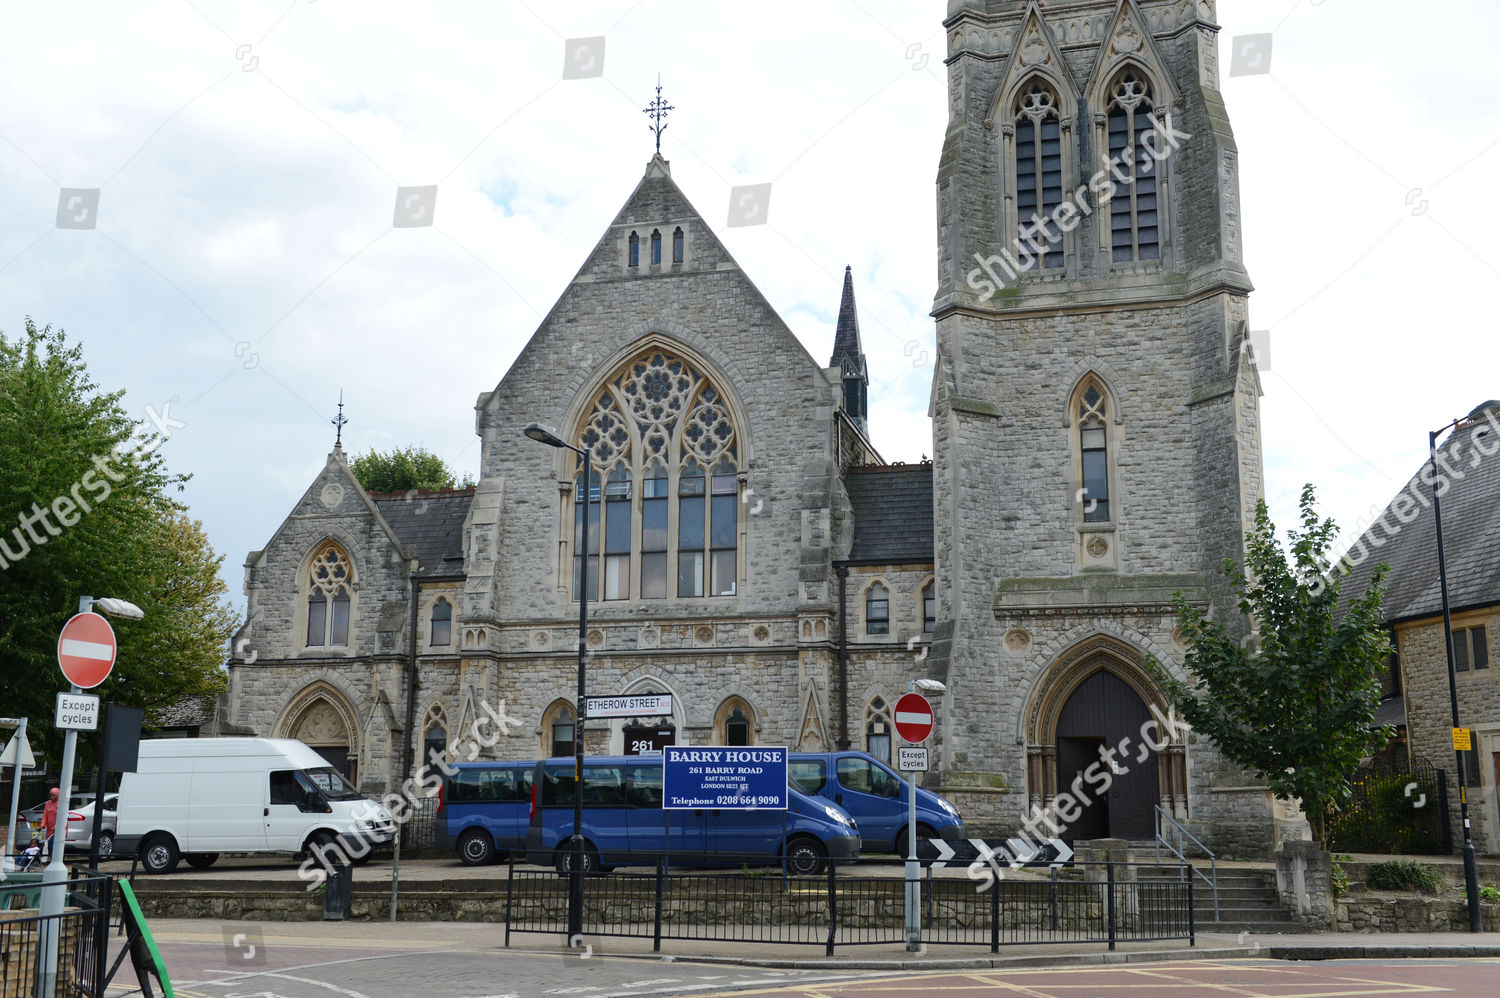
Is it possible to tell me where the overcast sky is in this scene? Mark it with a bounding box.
[2,1,1496,607]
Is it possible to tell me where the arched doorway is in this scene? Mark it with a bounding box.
[1055,670,1157,840]
[280,685,359,784]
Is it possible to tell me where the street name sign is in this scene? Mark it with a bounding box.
[662,746,787,810]
[586,693,673,719]
[57,611,118,689]
[56,692,101,731]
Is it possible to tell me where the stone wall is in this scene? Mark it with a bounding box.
[1336,896,1500,933]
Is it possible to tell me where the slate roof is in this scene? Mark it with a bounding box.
[370,488,474,577]
[844,463,934,563]
[829,266,865,376]
[1339,407,1500,623]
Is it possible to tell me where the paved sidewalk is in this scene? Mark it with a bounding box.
[139,918,1500,972]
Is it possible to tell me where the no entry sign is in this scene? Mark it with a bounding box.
[893,692,934,744]
[57,611,118,689]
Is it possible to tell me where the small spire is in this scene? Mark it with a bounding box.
[332,390,348,449]
[643,74,674,155]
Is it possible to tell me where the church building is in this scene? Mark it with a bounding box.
[224,0,1282,856]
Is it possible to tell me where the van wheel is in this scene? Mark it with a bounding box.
[185,853,219,869]
[140,834,180,874]
[894,824,939,860]
[554,841,599,877]
[458,829,495,866]
[785,836,828,876]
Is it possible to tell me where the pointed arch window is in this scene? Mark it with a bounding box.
[650,229,662,264]
[865,582,890,635]
[305,544,353,647]
[543,702,575,759]
[570,350,742,602]
[423,705,448,769]
[865,697,892,764]
[628,231,640,267]
[1014,79,1065,270]
[1077,382,1111,523]
[430,597,452,646]
[922,582,936,634]
[1105,68,1159,263]
[716,698,756,747]
[672,226,684,263]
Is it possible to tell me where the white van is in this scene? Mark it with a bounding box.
[114,738,396,874]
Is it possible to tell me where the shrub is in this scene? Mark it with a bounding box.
[1331,863,1350,897]
[1481,884,1500,904]
[1366,859,1443,894]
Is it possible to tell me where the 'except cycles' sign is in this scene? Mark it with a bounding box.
[662,746,788,810]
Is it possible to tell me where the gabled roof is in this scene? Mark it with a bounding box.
[844,463,934,563]
[1341,408,1500,623]
[369,488,474,577]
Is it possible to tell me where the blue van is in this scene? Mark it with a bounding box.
[435,761,534,865]
[788,751,965,854]
[523,755,860,874]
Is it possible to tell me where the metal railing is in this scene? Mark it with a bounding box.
[1154,805,1218,921]
[504,854,1194,954]
[0,872,112,998]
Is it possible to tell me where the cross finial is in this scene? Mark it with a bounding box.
[643,74,673,155]
[332,390,348,448]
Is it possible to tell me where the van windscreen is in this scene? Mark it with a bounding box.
[304,766,363,800]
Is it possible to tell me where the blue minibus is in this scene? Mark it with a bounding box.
[522,755,860,874]
[788,751,965,854]
[435,761,534,865]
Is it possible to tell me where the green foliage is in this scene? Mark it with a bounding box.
[0,320,236,760]
[1480,884,1500,904]
[349,446,473,493]
[1331,863,1350,897]
[1365,859,1443,894]
[1148,485,1394,845]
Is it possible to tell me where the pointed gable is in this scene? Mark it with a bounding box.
[988,2,1079,123]
[1084,0,1181,108]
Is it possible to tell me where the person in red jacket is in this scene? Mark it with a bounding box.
[41,787,59,859]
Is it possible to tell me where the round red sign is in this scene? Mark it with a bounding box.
[893,692,934,744]
[57,612,118,689]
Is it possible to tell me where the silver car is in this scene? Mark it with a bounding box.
[63,795,118,858]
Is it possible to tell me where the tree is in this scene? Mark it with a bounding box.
[349,446,473,493]
[0,320,236,758]
[1149,485,1393,845]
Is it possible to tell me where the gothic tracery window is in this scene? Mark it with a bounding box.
[1105,68,1160,263]
[865,697,892,764]
[1077,381,1112,523]
[1014,79,1064,270]
[572,350,740,602]
[305,543,352,647]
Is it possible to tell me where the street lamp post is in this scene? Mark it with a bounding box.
[1429,400,1499,935]
[524,422,590,941]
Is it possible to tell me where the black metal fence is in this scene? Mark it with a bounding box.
[1327,756,1447,855]
[504,856,1194,955]
[400,797,440,849]
[0,872,112,998]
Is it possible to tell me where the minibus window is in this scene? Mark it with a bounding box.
[540,769,576,807]
[581,766,626,806]
[837,757,900,799]
[455,769,517,802]
[789,761,826,795]
[625,765,663,807]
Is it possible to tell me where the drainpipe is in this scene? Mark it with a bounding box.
[402,572,422,783]
[835,563,850,750]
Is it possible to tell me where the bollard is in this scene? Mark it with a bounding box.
[323,862,353,920]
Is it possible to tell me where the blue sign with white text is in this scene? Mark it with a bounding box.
[662,746,788,810]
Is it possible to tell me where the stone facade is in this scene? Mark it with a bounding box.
[927,0,1269,854]
[222,0,1279,857]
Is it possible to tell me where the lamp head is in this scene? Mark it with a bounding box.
[92,597,145,620]
[1463,400,1500,424]
[522,422,567,449]
[914,678,947,693]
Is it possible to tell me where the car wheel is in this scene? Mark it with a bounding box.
[96,831,115,860]
[140,834,180,875]
[185,853,219,869]
[554,841,599,877]
[458,829,496,866]
[785,836,828,876]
